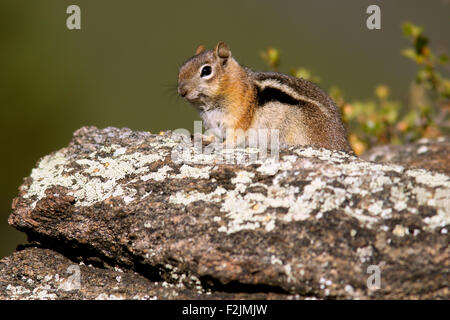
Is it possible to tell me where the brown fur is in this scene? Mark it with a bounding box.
[218,67,256,131]
[178,42,353,153]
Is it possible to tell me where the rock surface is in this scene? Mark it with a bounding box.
[362,137,450,175]
[3,126,450,299]
[0,247,284,300]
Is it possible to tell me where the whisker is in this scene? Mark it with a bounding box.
[160,82,181,105]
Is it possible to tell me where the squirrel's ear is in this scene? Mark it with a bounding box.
[214,42,231,60]
[195,45,205,55]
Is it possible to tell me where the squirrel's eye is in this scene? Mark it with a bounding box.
[200,65,212,77]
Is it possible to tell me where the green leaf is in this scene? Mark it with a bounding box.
[260,47,280,70]
[416,69,428,82]
[385,104,399,124]
[414,35,429,54]
[439,54,449,64]
[375,85,389,100]
[402,22,413,36]
[401,48,416,60]
[402,22,423,38]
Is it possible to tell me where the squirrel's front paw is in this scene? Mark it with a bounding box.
[202,134,217,145]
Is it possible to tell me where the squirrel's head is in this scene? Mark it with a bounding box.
[178,42,236,110]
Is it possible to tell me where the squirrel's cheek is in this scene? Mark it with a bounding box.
[208,82,222,95]
[196,82,212,95]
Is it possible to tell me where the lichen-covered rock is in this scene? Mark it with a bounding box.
[6,127,450,299]
[0,247,286,300]
[362,137,450,175]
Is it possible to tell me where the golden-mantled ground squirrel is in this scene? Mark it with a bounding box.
[178,42,353,152]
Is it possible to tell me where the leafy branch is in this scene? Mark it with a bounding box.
[260,22,449,155]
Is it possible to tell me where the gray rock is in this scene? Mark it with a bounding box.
[362,137,450,175]
[5,126,450,299]
[0,247,286,299]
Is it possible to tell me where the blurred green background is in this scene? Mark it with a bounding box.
[0,0,449,258]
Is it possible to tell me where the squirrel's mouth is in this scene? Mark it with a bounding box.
[183,95,200,104]
[183,92,205,105]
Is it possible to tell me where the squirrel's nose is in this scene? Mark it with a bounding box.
[178,83,188,98]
